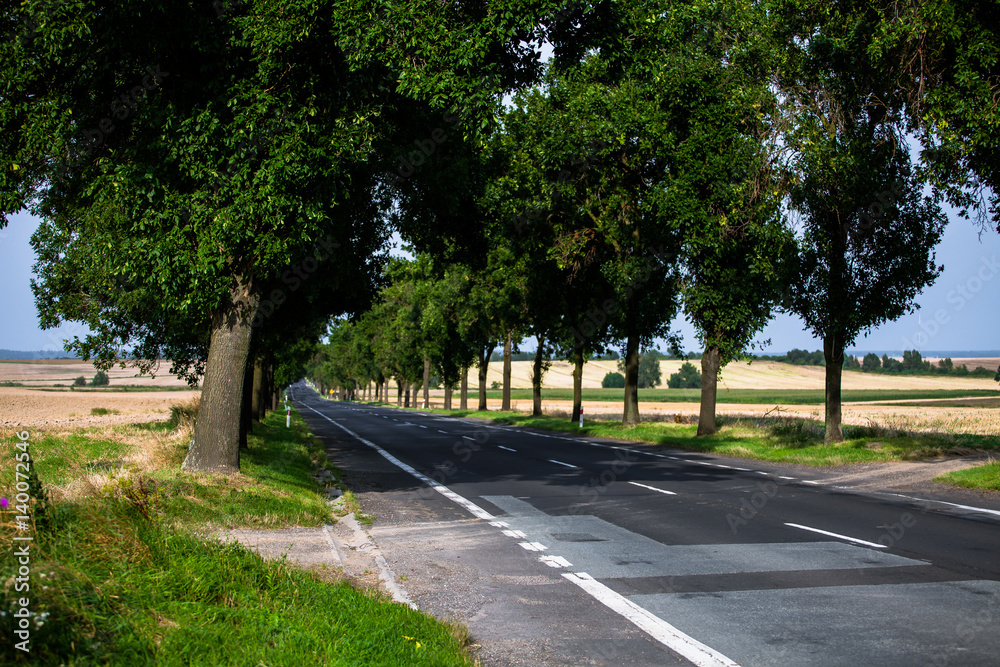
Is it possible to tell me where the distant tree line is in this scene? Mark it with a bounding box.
[859,350,994,377]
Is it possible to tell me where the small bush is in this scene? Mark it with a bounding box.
[72,376,87,387]
[91,370,110,386]
[668,362,702,389]
[490,380,501,389]
[602,372,626,388]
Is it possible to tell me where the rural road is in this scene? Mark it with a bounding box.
[291,383,1000,666]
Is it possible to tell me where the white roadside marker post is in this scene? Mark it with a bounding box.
[286,405,290,428]
[579,406,584,428]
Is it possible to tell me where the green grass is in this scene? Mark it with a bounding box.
[0,503,472,665]
[420,408,1000,467]
[477,387,999,405]
[934,461,1000,490]
[0,408,475,665]
[152,412,336,529]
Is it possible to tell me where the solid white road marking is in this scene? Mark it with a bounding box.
[548,459,577,468]
[628,481,677,496]
[562,573,739,667]
[926,499,1000,519]
[784,522,887,549]
[301,404,495,521]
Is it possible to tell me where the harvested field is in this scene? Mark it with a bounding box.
[0,358,193,387]
[0,386,199,428]
[466,359,1000,391]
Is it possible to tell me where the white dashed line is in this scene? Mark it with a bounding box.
[502,529,528,538]
[548,459,577,468]
[437,430,448,434]
[784,522,887,549]
[518,541,548,552]
[498,446,517,452]
[628,481,677,496]
[540,555,573,568]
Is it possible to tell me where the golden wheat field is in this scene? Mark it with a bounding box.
[1,357,997,435]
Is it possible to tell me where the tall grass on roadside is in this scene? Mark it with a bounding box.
[0,497,473,665]
[0,406,475,666]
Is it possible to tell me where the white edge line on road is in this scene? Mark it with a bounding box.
[498,446,517,452]
[301,403,495,521]
[562,573,739,667]
[923,499,1000,518]
[784,522,887,549]
[300,398,736,665]
[628,481,677,496]
[548,459,577,468]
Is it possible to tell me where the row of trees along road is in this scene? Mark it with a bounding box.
[2,1,997,474]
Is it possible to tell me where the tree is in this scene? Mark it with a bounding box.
[602,372,625,388]
[902,349,924,371]
[4,0,573,473]
[620,353,662,389]
[91,371,110,387]
[668,363,702,389]
[862,352,881,372]
[875,1,1000,230]
[774,0,947,442]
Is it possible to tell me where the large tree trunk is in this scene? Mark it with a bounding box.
[502,332,512,411]
[412,381,420,407]
[184,284,257,473]
[531,333,546,416]
[396,380,403,406]
[444,384,453,410]
[477,344,491,411]
[572,341,584,423]
[404,383,410,408]
[698,345,721,436]
[268,360,277,412]
[252,357,264,422]
[823,333,845,442]
[622,328,641,427]
[460,365,469,410]
[240,354,253,448]
[422,355,431,408]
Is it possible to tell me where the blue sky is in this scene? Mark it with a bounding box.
[3,205,998,356]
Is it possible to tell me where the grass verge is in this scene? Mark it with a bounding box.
[934,461,1000,491]
[413,407,1000,467]
[0,408,474,665]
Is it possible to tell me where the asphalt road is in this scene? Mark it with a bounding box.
[290,383,1000,666]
